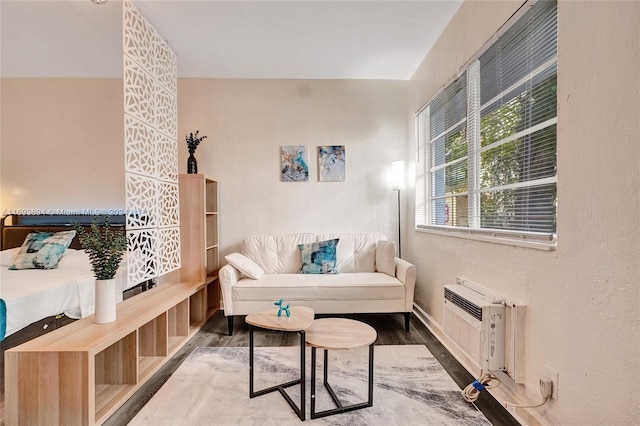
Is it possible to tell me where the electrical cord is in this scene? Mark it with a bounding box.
[504,396,550,409]
[462,372,551,409]
[462,372,501,403]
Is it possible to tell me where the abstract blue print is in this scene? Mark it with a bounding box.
[298,238,339,274]
[318,145,346,182]
[281,145,309,182]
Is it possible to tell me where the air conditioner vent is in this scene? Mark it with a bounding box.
[444,287,482,321]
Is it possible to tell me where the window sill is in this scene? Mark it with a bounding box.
[415,225,557,251]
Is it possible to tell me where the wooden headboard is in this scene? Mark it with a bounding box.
[0,215,126,251]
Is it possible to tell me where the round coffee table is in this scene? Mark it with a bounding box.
[245,306,314,421]
[305,317,377,419]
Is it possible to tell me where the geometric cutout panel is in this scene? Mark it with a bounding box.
[124,56,155,126]
[123,1,155,71]
[124,0,178,284]
[125,116,156,178]
[158,181,180,228]
[154,35,178,94]
[155,84,177,139]
[158,227,181,275]
[156,135,178,183]
[127,229,157,285]
[126,173,157,230]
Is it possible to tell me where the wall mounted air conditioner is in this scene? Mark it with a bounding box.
[443,283,506,372]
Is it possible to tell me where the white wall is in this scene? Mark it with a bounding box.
[407,1,640,424]
[0,79,125,213]
[178,79,409,256]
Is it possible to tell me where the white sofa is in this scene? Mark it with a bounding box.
[218,233,416,335]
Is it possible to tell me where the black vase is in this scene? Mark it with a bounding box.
[187,152,198,174]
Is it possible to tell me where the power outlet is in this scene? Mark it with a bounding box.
[544,366,559,400]
[539,378,553,398]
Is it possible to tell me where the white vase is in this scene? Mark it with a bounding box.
[95,279,117,324]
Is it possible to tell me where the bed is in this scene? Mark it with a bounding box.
[0,214,130,341]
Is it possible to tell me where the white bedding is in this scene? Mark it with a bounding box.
[0,248,128,338]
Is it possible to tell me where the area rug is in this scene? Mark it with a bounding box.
[128,345,490,425]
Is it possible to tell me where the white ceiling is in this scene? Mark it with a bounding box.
[1,0,462,80]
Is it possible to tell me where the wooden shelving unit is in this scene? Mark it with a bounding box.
[5,281,209,425]
[179,174,220,320]
[5,176,222,425]
[5,175,220,426]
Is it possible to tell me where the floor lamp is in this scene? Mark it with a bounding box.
[391,160,405,258]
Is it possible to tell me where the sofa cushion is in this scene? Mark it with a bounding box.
[232,272,404,302]
[241,233,388,274]
[242,233,315,274]
[225,253,265,279]
[298,238,339,274]
[316,233,386,273]
[376,240,396,277]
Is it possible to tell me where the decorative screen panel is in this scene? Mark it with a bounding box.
[125,174,157,229]
[124,1,180,284]
[124,56,155,125]
[156,136,178,183]
[124,116,155,177]
[155,85,177,138]
[123,3,155,71]
[127,229,157,284]
[158,227,181,276]
[158,182,180,228]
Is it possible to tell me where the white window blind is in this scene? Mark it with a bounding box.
[416,0,558,246]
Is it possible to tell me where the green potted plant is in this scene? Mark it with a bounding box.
[186,130,207,174]
[74,216,127,323]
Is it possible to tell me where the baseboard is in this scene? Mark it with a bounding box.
[412,303,550,426]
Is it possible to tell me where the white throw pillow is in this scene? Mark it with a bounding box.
[225,253,265,279]
[375,240,396,277]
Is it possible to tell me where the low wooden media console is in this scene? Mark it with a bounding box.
[5,279,219,425]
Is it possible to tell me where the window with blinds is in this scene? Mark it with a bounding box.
[416,0,557,247]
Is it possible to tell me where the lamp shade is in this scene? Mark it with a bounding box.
[391,160,405,190]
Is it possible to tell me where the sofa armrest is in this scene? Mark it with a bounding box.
[219,263,242,316]
[395,258,416,312]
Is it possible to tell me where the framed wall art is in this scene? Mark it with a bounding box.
[318,145,346,182]
[280,145,309,182]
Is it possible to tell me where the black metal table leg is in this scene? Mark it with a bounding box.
[249,324,254,397]
[249,327,306,421]
[311,346,317,415]
[310,343,375,419]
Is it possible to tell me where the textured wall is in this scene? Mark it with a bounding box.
[407,1,640,424]
[0,78,124,212]
[177,79,409,256]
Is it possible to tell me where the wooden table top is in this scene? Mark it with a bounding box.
[245,306,315,332]
[305,318,377,350]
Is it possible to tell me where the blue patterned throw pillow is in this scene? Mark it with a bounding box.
[9,231,76,270]
[298,238,339,274]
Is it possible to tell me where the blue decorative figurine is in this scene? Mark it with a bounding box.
[274,298,291,317]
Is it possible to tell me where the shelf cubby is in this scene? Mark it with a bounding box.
[205,214,218,247]
[95,331,137,422]
[206,278,221,318]
[168,298,190,353]
[189,287,206,332]
[206,246,219,277]
[138,312,168,381]
[205,180,218,212]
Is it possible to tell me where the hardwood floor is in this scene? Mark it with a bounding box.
[104,312,519,426]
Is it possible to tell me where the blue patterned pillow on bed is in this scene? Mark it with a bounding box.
[298,238,339,274]
[8,231,76,270]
